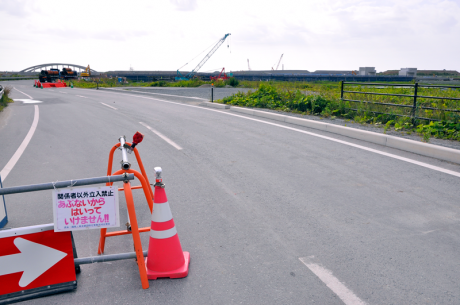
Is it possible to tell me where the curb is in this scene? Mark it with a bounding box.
[199,102,230,109]
[229,106,460,165]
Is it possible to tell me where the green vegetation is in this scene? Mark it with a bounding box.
[71,76,242,89]
[0,86,14,112]
[71,78,122,89]
[218,82,460,142]
[0,74,23,78]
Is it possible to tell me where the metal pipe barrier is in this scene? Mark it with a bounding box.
[74,250,148,265]
[0,174,134,196]
[340,81,460,124]
[0,85,4,100]
[119,136,131,170]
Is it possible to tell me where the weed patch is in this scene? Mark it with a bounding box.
[0,86,14,112]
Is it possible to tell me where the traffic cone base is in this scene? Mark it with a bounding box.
[144,167,190,280]
[145,251,190,280]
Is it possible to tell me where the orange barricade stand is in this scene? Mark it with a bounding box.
[97,140,154,289]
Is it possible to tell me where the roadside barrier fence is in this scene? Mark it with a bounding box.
[340,81,460,124]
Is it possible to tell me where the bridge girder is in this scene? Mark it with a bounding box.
[20,63,98,73]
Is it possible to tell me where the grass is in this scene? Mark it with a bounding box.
[71,77,241,89]
[0,85,14,112]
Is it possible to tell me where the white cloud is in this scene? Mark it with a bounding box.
[170,0,197,11]
[0,0,31,17]
[0,0,459,72]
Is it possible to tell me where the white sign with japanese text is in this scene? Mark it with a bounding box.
[52,186,120,232]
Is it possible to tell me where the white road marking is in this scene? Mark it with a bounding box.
[299,257,367,305]
[59,91,67,94]
[139,122,182,150]
[0,105,39,182]
[13,99,42,104]
[100,102,117,110]
[76,95,88,98]
[93,90,460,178]
[105,88,207,100]
[13,87,33,99]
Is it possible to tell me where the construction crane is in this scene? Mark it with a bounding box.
[80,65,91,77]
[247,59,251,71]
[176,33,231,81]
[210,68,230,81]
[272,54,283,70]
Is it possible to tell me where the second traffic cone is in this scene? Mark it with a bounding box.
[145,167,190,279]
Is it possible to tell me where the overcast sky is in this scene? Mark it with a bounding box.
[1,0,459,73]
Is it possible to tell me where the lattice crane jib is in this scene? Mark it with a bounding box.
[176,33,231,80]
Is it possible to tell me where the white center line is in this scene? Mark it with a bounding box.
[139,122,182,150]
[13,87,33,99]
[91,90,460,178]
[76,95,88,98]
[100,102,117,110]
[299,257,367,305]
[0,105,40,182]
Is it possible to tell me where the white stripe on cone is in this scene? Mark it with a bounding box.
[150,227,177,239]
[151,201,173,222]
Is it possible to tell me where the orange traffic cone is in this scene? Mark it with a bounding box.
[145,167,190,279]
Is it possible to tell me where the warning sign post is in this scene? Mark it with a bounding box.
[0,175,7,229]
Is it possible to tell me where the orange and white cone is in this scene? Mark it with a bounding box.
[145,167,190,279]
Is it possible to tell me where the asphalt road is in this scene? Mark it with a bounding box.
[1,80,460,304]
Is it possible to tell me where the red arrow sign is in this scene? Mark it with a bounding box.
[0,224,76,296]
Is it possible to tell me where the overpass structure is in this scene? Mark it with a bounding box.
[19,63,98,74]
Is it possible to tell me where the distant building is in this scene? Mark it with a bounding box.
[399,68,417,77]
[359,67,376,76]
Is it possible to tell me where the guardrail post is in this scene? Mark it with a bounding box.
[412,82,418,126]
[211,84,214,103]
[340,81,344,99]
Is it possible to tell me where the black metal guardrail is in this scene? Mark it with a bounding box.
[0,76,38,81]
[340,81,460,124]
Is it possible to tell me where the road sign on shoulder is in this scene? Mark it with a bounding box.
[0,175,7,229]
[0,224,76,303]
